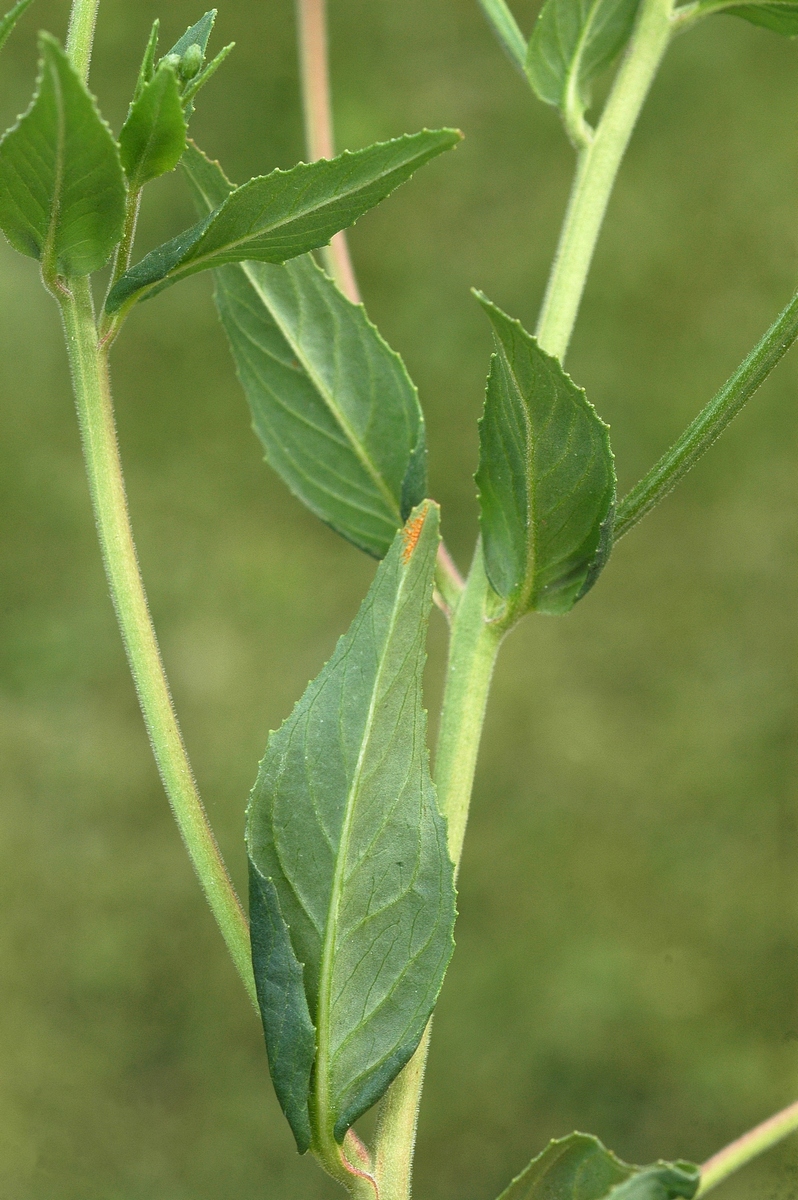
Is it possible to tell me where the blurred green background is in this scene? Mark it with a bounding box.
[1,1,798,1197]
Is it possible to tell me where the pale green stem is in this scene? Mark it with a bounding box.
[535,0,674,361]
[614,287,798,541]
[697,1099,798,1195]
[373,547,503,1200]
[57,277,258,1009]
[295,0,361,303]
[65,0,100,82]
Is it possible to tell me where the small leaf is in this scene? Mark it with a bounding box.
[162,9,217,61]
[476,0,529,73]
[105,128,461,313]
[120,62,187,188]
[0,34,126,277]
[496,1133,699,1200]
[526,0,642,127]
[680,0,798,32]
[131,19,160,105]
[247,502,456,1153]
[0,0,34,55]
[474,293,615,617]
[181,144,428,559]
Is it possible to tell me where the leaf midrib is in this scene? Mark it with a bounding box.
[563,0,604,109]
[312,547,415,1137]
[42,50,66,275]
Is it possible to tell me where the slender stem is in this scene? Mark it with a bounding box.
[100,188,142,344]
[295,0,361,303]
[476,0,528,75]
[58,277,257,1009]
[535,0,674,361]
[698,1099,798,1195]
[65,0,100,82]
[614,287,798,542]
[373,546,503,1200]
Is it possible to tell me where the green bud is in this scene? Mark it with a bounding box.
[162,52,181,71]
[179,43,203,81]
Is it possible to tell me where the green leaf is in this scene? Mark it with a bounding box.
[105,128,461,313]
[497,1133,700,1200]
[679,0,798,32]
[474,293,615,617]
[526,0,642,126]
[247,502,456,1153]
[477,0,528,73]
[120,62,187,189]
[182,143,428,559]
[0,34,126,277]
[0,0,34,55]
[130,19,160,106]
[162,9,217,61]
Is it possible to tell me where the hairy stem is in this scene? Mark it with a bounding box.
[58,276,257,1008]
[614,287,798,541]
[698,1099,798,1195]
[65,0,100,82]
[535,0,673,361]
[295,0,360,303]
[373,547,503,1200]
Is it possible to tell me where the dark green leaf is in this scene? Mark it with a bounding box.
[0,0,34,55]
[0,34,126,277]
[120,62,187,188]
[131,19,160,105]
[162,9,217,61]
[474,293,615,617]
[526,0,641,125]
[497,1133,699,1200]
[681,0,798,32]
[105,128,461,313]
[247,502,456,1153]
[181,143,428,559]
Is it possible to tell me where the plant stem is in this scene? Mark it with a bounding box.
[613,287,798,541]
[58,276,258,1009]
[697,1099,798,1195]
[295,0,360,303]
[476,0,528,75]
[372,546,503,1200]
[65,0,100,82]
[535,0,673,361]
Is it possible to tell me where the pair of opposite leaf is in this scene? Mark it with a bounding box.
[481,0,798,144]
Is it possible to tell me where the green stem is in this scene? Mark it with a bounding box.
[535,0,674,361]
[65,0,100,82]
[476,0,528,75]
[614,287,798,542]
[58,276,257,1009]
[697,1099,798,1195]
[372,547,503,1200]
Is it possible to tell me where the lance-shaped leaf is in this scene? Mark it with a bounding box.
[247,502,456,1153]
[120,62,187,189]
[0,0,34,55]
[474,294,615,617]
[182,142,427,559]
[679,0,798,33]
[0,34,125,277]
[163,9,217,61]
[526,0,641,129]
[496,1133,699,1200]
[105,128,461,313]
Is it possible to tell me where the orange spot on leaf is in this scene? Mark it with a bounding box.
[402,512,426,562]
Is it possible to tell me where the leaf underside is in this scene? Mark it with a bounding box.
[690,0,798,31]
[497,1132,700,1200]
[526,0,641,116]
[182,141,428,559]
[0,0,34,55]
[475,293,615,617]
[106,128,461,313]
[0,34,125,276]
[119,62,187,188]
[247,502,456,1153]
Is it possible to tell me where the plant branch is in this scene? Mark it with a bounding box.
[295,0,361,303]
[698,1099,798,1195]
[535,0,674,361]
[614,287,798,541]
[65,0,100,82]
[58,276,257,1009]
